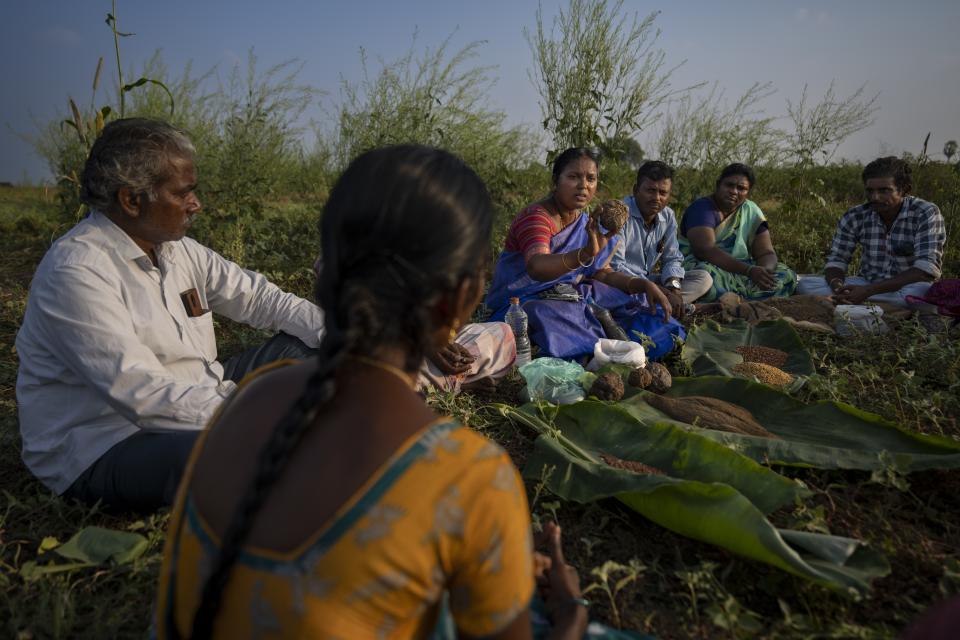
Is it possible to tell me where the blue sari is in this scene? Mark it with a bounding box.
[485,212,685,360]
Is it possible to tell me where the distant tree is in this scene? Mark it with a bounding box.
[945,140,958,163]
[526,0,693,159]
[602,134,644,167]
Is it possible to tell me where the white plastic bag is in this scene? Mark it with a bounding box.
[585,338,646,372]
[834,304,888,337]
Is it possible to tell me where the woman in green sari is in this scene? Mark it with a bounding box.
[678,163,797,301]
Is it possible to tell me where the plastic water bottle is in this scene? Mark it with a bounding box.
[504,297,532,368]
[587,302,629,341]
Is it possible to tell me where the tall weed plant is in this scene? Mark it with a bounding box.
[198,52,319,222]
[330,34,537,213]
[655,82,786,184]
[28,2,177,220]
[527,0,691,159]
[30,2,320,243]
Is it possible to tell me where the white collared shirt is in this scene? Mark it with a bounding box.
[16,211,324,493]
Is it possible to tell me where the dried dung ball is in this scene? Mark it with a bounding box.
[590,371,625,401]
[645,362,672,394]
[735,345,789,368]
[732,362,794,388]
[628,367,653,389]
[591,199,630,234]
[599,453,665,475]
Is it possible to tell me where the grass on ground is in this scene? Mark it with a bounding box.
[1,179,959,638]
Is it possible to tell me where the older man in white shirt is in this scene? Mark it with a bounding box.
[16,118,325,512]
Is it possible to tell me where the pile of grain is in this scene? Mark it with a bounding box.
[735,345,789,368]
[591,199,630,234]
[599,453,666,475]
[764,295,834,325]
[645,394,779,439]
[732,362,794,387]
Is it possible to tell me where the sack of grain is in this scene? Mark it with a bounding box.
[835,304,888,337]
[586,338,646,371]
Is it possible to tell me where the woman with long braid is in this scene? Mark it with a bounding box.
[155,146,588,639]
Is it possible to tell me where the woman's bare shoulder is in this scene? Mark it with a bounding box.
[201,360,316,457]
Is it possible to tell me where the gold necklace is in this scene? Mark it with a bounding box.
[349,355,418,390]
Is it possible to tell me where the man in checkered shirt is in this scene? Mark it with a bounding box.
[797,156,946,307]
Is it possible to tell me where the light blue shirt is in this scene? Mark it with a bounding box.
[610,196,685,281]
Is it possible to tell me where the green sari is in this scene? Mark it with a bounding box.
[679,198,797,302]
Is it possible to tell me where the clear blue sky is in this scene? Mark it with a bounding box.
[2,0,958,183]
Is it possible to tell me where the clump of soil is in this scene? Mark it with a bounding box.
[591,199,630,234]
[645,362,672,394]
[732,362,794,388]
[628,367,653,389]
[599,452,666,475]
[735,345,789,368]
[764,295,835,325]
[590,371,625,401]
[644,394,779,439]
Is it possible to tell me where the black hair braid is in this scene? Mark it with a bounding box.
[182,145,494,638]
[401,302,438,372]
[342,285,388,357]
[189,334,346,639]
[188,227,349,639]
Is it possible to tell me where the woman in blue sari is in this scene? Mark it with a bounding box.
[486,148,685,360]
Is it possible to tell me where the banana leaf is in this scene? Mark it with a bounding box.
[681,319,814,387]
[504,400,806,512]
[620,377,960,471]
[496,402,889,594]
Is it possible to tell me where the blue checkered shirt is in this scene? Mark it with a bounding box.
[610,197,686,281]
[825,196,946,281]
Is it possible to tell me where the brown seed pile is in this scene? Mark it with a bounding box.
[735,345,789,368]
[591,199,630,234]
[763,295,835,325]
[732,362,794,387]
[589,371,625,401]
[599,453,665,475]
[645,394,779,439]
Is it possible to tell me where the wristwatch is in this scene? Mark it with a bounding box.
[664,278,681,291]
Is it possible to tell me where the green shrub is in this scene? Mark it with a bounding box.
[330,34,537,217]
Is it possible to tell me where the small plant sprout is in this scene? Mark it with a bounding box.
[583,558,645,628]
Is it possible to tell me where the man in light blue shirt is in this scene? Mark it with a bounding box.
[611,161,712,305]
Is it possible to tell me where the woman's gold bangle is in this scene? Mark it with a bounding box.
[577,248,595,268]
[560,251,576,271]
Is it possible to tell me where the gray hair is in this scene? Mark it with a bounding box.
[80,118,196,211]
